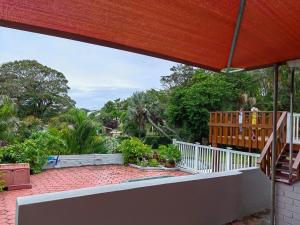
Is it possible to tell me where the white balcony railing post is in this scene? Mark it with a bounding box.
[174,140,259,173]
[226,150,231,171]
[172,139,177,145]
[194,142,200,171]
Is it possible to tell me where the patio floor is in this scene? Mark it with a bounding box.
[0,165,188,225]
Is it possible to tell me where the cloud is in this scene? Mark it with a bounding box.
[0,27,176,109]
[69,86,141,110]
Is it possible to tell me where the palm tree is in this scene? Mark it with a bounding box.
[127,91,180,140]
[59,108,104,154]
[127,92,147,137]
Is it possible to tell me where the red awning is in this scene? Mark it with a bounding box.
[1,0,300,71]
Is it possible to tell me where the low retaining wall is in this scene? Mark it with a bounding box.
[16,168,270,225]
[44,153,124,169]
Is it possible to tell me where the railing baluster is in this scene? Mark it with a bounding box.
[174,140,260,173]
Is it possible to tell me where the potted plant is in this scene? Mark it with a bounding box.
[158,145,181,168]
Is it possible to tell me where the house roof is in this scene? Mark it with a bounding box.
[1,0,300,71]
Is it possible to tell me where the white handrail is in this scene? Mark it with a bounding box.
[287,113,300,144]
[173,139,260,173]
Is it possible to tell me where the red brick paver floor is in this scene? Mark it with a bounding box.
[227,209,270,225]
[0,165,188,225]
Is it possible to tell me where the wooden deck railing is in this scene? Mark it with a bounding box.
[209,111,284,151]
[257,112,287,177]
[292,152,300,178]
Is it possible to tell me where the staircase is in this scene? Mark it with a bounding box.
[275,144,300,184]
[258,112,300,184]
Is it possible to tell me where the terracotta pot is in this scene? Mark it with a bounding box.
[0,163,32,191]
[165,161,175,168]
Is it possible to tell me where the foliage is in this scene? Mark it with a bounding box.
[126,92,147,137]
[125,90,174,139]
[1,139,48,174]
[160,64,195,89]
[30,131,67,155]
[147,158,160,167]
[103,137,120,153]
[118,137,152,165]
[0,172,5,192]
[16,115,43,142]
[0,60,75,120]
[98,99,128,131]
[168,70,234,141]
[144,135,172,149]
[0,95,18,145]
[158,145,181,165]
[56,108,106,154]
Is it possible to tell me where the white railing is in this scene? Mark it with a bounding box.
[173,139,260,173]
[287,113,300,144]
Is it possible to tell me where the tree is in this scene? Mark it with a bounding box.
[248,66,300,112]
[98,99,128,130]
[160,64,196,89]
[57,108,105,154]
[167,70,234,141]
[127,92,147,137]
[0,60,75,119]
[126,90,176,140]
[0,96,18,145]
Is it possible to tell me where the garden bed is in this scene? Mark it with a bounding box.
[128,163,179,171]
[44,153,124,169]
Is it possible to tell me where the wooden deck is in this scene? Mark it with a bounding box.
[209,111,284,152]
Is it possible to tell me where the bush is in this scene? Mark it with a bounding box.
[158,144,181,166]
[103,137,120,153]
[144,136,172,149]
[30,131,67,155]
[0,173,5,192]
[1,139,48,174]
[148,158,160,167]
[118,137,152,165]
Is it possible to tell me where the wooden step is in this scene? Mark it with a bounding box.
[280,152,298,158]
[275,172,294,184]
[276,168,297,176]
[277,159,293,166]
[285,145,300,151]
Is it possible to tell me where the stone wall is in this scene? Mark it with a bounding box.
[44,153,124,169]
[276,182,300,225]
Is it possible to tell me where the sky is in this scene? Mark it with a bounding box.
[0,27,176,110]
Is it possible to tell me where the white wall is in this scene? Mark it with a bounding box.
[45,153,124,169]
[16,168,270,225]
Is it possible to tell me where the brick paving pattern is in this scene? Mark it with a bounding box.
[228,210,270,225]
[0,165,187,225]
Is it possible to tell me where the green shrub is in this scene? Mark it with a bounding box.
[30,131,67,155]
[148,158,160,167]
[116,136,130,142]
[158,144,181,166]
[137,159,149,167]
[0,172,5,192]
[118,137,152,165]
[103,137,120,153]
[1,139,48,174]
[144,136,172,149]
